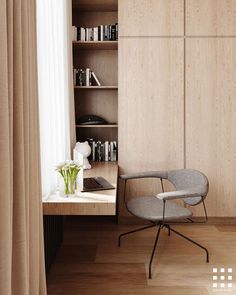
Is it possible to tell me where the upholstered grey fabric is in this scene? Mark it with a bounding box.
[127,197,192,222]
[167,170,209,206]
[157,187,204,201]
[120,169,209,206]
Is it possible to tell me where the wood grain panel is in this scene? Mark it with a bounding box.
[75,90,118,123]
[118,38,184,219]
[73,11,117,27]
[73,0,117,12]
[186,0,236,36]
[119,0,184,36]
[186,39,236,217]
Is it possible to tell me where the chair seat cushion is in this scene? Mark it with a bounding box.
[127,196,192,222]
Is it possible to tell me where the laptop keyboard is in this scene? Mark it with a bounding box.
[84,178,103,189]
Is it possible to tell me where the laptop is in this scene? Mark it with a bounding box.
[82,176,115,192]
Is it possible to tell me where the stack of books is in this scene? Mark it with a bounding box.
[87,139,117,162]
[72,24,118,41]
[73,68,101,86]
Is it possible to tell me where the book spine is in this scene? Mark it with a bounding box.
[95,142,97,161]
[101,143,105,161]
[100,25,104,41]
[79,69,83,86]
[98,142,101,161]
[91,72,101,86]
[92,141,96,161]
[115,23,118,40]
[110,141,114,161]
[98,25,104,41]
[80,70,85,86]
[89,28,93,41]
[105,141,109,161]
[98,26,101,41]
[108,25,111,40]
[108,142,111,161]
[72,26,77,41]
[94,27,98,41]
[114,141,117,161]
[89,70,92,86]
[85,28,89,41]
[103,26,106,40]
[106,25,109,40]
[85,68,90,86]
[78,27,80,41]
[81,27,85,41]
[72,26,74,41]
[111,25,116,41]
[75,26,77,41]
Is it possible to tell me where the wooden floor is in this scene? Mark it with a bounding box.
[47,217,236,295]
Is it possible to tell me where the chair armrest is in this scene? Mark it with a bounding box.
[157,189,201,201]
[120,171,168,181]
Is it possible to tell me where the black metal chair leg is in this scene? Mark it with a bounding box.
[118,224,156,247]
[167,226,209,263]
[149,225,162,279]
[167,225,171,236]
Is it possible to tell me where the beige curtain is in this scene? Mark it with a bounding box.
[0,0,47,294]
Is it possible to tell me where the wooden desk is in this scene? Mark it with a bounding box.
[43,162,118,272]
[43,162,118,216]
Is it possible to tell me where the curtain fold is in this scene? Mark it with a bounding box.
[0,0,47,294]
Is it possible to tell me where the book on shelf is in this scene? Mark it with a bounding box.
[87,139,118,162]
[115,23,118,41]
[73,68,101,86]
[85,68,91,86]
[93,27,98,41]
[72,26,77,41]
[91,72,101,86]
[72,23,118,42]
[110,141,117,161]
[80,27,85,41]
[99,25,104,41]
[105,141,109,161]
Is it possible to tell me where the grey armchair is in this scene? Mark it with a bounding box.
[118,169,209,279]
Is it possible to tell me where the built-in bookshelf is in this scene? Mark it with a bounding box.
[72,0,118,161]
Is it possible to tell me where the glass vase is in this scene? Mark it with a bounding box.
[64,177,76,196]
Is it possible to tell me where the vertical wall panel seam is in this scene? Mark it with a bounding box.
[184,0,186,169]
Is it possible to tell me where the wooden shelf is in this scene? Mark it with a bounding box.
[76,124,118,128]
[73,41,118,50]
[73,0,118,12]
[74,86,118,90]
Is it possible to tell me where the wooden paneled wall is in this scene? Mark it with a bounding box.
[118,0,236,222]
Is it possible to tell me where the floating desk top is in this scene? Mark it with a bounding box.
[43,162,118,215]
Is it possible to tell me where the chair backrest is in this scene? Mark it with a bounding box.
[167,169,209,206]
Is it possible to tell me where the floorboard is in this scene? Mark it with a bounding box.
[47,218,236,295]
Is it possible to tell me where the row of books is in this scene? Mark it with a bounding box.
[72,24,118,41]
[73,68,101,86]
[87,139,117,162]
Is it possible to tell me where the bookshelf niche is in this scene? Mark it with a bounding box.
[72,0,118,162]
